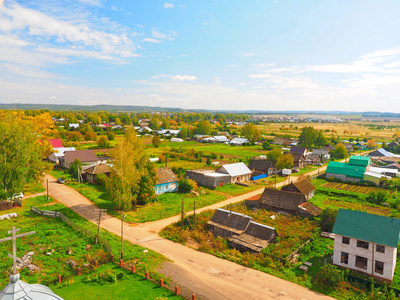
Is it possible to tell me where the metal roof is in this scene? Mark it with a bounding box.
[0,274,63,300]
[326,161,366,178]
[52,147,76,158]
[348,155,371,167]
[332,209,400,248]
[217,162,252,177]
[229,138,249,144]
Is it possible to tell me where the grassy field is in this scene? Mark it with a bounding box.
[215,183,261,196]
[54,263,181,300]
[62,180,226,223]
[0,195,169,290]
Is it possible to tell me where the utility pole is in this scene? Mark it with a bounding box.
[121,210,125,260]
[180,197,184,231]
[193,201,196,227]
[95,209,107,244]
[274,170,277,188]
[46,179,49,201]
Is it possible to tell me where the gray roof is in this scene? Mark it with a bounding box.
[156,167,179,185]
[209,208,251,232]
[0,274,63,300]
[229,137,249,145]
[248,159,274,173]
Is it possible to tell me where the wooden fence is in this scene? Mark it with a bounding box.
[31,206,112,257]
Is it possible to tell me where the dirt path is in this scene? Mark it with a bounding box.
[43,174,333,300]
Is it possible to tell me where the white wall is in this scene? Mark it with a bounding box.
[333,234,396,281]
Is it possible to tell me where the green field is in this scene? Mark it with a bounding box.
[0,195,169,289]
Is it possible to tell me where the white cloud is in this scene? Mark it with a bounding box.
[152,74,197,81]
[239,52,255,57]
[142,37,162,43]
[164,3,174,9]
[78,0,103,6]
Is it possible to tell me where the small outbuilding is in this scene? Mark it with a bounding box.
[281,178,316,200]
[155,167,179,195]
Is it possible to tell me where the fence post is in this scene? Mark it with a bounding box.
[77,268,81,275]
[159,279,164,287]
[145,271,149,280]
[192,295,196,300]
[95,260,98,268]
[119,259,123,267]
[175,286,179,295]
[132,265,135,273]
[58,275,62,284]
[111,254,114,262]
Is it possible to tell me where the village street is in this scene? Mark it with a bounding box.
[41,164,333,300]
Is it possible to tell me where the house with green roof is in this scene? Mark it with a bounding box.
[332,209,400,282]
[326,155,371,182]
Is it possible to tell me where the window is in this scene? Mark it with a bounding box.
[341,252,349,264]
[376,245,385,253]
[355,256,368,270]
[342,237,350,245]
[357,240,369,250]
[375,261,384,275]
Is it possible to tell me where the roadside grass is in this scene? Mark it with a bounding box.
[24,180,45,195]
[64,181,226,223]
[54,263,181,300]
[215,183,261,196]
[291,166,317,176]
[0,195,169,289]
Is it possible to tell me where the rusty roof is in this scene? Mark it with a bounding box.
[64,150,98,163]
[298,202,322,217]
[156,167,179,185]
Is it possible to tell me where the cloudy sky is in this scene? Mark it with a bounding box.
[1,0,400,112]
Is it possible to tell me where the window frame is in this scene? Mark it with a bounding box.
[355,256,368,270]
[342,237,350,245]
[375,261,384,275]
[376,245,385,254]
[340,252,349,265]
[356,240,369,250]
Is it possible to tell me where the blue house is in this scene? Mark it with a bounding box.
[155,167,179,195]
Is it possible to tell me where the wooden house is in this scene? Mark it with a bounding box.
[291,153,307,169]
[258,188,306,215]
[248,157,276,179]
[84,163,111,184]
[290,146,307,156]
[155,167,179,195]
[281,179,316,200]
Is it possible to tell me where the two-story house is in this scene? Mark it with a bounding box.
[332,209,400,282]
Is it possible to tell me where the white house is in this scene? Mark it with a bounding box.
[229,137,249,145]
[216,162,252,183]
[48,147,76,163]
[332,209,400,282]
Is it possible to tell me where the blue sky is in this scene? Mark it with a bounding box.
[1,0,400,112]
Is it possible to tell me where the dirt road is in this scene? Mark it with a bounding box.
[43,173,332,300]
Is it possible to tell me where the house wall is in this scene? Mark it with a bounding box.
[364,174,380,186]
[208,224,238,238]
[186,171,231,188]
[333,234,396,281]
[326,173,362,183]
[230,174,251,183]
[259,203,297,215]
[155,181,178,195]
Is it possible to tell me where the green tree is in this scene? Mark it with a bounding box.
[262,141,272,150]
[319,208,338,232]
[69,159,82,180]
[241,123,261,142]
[275,153,294,170]
[206,157,211,165]
[315,130,327,148]
[298,126,317,148]
[267,148,283,165]
[97,136,110,148]
[194,121,212,135]
[114,118,122,126]
[0,112,50,200]
[178,127,188,139]
[332,143,348,159]
[107,131,116,141]
[152,135,161,148]
[149,117,161,130]
[106,129,156,210]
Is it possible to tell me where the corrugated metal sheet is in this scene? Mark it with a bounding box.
[217,163,251,177]
[326,161,366,178]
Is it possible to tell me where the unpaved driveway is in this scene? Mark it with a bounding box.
[43,173,333,300]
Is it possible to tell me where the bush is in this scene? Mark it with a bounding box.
[262,141,272,150]
[96,173,108,186]
[319,208,338,232]
[366,190,388,205]
[313,264,344,289]
[179,179,196,193]
[107,131,116,141]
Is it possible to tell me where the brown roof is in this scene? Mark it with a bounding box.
[85,163,111,175]
[286,178,316,195]
[208,208,251,232]
[297,202,322,217]
[306,154,321,161]
[64,150,98,163]
[248,158,274,172]
[156,167,179,185]
[259,188,305,211]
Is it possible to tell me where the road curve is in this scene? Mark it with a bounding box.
[42,172,333,300]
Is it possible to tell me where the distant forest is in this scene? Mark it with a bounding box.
[0,103,399,117]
